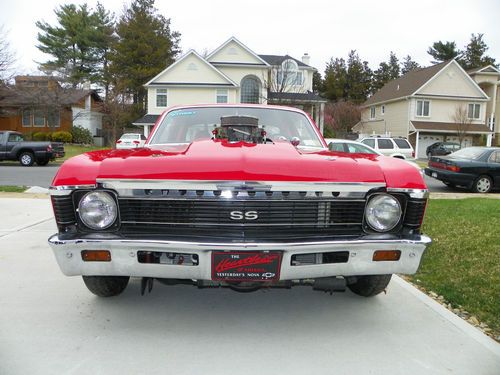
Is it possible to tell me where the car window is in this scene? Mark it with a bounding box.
[330,143,345,152]
[377,139,394,149]
[393,139,411,149]
[488,151,500,163]
[8,133,24,142]
[121,134,141,140]
[347,143,377,154]
[362,139,375,148]
[450,147,486,160]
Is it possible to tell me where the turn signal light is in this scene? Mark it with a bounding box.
[81,250,111,262]
[373,250,401,261]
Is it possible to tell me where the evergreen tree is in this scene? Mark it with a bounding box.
[372,52,401,92]
[36,4,112,87]
[461,33,496,70]
[92,3,116,98]
[110,0,180,107]
[312,70,323,94]
[323,57,347,101]
[345,50,372,103]
[387,51,400,79]
[401,55,420,75]
[427,41,461,64]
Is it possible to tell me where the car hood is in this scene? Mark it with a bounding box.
[52,140,426,189]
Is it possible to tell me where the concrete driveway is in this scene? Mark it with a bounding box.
[0,197,499,375]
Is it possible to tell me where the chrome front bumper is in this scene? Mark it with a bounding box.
[48,234,431,280]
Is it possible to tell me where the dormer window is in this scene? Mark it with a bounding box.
[277,59,302,86]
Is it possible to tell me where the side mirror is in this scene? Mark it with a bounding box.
[291,137,300,147]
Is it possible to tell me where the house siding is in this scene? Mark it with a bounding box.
[0,108,73,134]
[359,100,408,136]
[410,98,486,124]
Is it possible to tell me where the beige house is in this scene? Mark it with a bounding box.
[353,60,498,158]
[133,37,325,136]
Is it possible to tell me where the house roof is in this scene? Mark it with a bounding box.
[0,86,100,107]
[364,60,451,106]
[132,114,160,126]
[411,121,492,134]
[206,37,271,66]
[268,91,326,102]
[467,65,500,75]
[259,54,311,68]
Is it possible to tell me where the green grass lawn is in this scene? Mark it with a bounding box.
[413,198,500,336]
[58,144,109,162]
[0,185,27,193]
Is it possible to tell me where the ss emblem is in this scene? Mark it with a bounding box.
[230,211,259,220]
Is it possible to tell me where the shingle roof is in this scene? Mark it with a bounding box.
[364,61,451,106]
[258,54,311,68]
[411,121,492,133]
[132,114,160,125]
[0,86,100,107]
[268,91,326,102]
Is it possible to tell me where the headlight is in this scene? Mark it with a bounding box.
[365,194,402,232]
[78,191,117,230]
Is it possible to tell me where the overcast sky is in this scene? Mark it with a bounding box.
[1,0,499,76]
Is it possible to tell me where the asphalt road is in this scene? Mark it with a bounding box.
[0,163,473,193]
[0,197,499,375]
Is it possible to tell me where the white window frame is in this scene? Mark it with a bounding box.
[22,109,32,127]
[381,105,385,115]
[370,107,376,119]
[156,89,168,107]
[47,110,60,128]
[416,100,430,117]
[33,109,45,127]
[467,103,480,120]
[216,89,228,104]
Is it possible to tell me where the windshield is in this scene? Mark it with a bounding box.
[450,147,485,160]
[150,107,323,148]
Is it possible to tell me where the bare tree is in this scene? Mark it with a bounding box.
[0,26,15,83]
[452,105,472,147]
[324,101,361,138]
[261,61,307,103]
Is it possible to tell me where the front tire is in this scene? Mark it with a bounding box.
[19,151,34,166]
[82,276,130,297]
[472,175,492,193]
[347,274,392,297]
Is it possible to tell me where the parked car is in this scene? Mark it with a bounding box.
[359,136,415,159]
[425,147,500,193]
[0,131,65,166]
[48,104,430,298]
[426,142,461,159]
[327,138,422,173]
[116,133,147,149]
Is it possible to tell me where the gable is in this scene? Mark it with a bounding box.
[147,51,235,86]
[416,61,487,99]
[207,38,267,65]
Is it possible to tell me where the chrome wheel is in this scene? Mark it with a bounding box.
[474,176,492,193]
[19,152,34,166]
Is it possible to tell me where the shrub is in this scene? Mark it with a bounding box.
[33,132,51,141]
[71,125,93,144]
[50,131,73,143]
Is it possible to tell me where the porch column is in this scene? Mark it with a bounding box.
[415,131,420,159]
[319,102,325,135]
[314,104,320,130]
[143,125,149,137]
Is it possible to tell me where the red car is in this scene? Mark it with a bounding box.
[48,104,431,297]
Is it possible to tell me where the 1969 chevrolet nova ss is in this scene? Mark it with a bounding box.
[48,104,431,297]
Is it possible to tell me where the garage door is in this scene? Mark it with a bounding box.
[418,134,443,158]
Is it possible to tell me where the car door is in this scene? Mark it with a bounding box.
[488,151,500,186]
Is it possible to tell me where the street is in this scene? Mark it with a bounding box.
[0,197,499,375]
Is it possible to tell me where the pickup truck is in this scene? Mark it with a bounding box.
[0,131,65,166]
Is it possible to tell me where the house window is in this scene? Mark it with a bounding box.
[370,107,376,119]
[22,109,32,127]
[33,110,45,127]
[467,103,480,119]
[47,110,60,128]
[216,89,228,103]
[295,71,303,85]
[156,89,168,107]
[416,100,430,117]
[241,76,260,104]
[381,105,385,115]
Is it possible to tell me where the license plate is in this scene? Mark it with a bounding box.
[212,251,282,282]
[432,172,437,178]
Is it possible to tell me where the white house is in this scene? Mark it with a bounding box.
[133,37,325,136]
[353,60,499,158]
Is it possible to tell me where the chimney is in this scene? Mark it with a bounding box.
[302,53,310,66]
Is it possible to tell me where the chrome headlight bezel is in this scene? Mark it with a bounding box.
[365,193,402,232]
[77,191,118,230]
